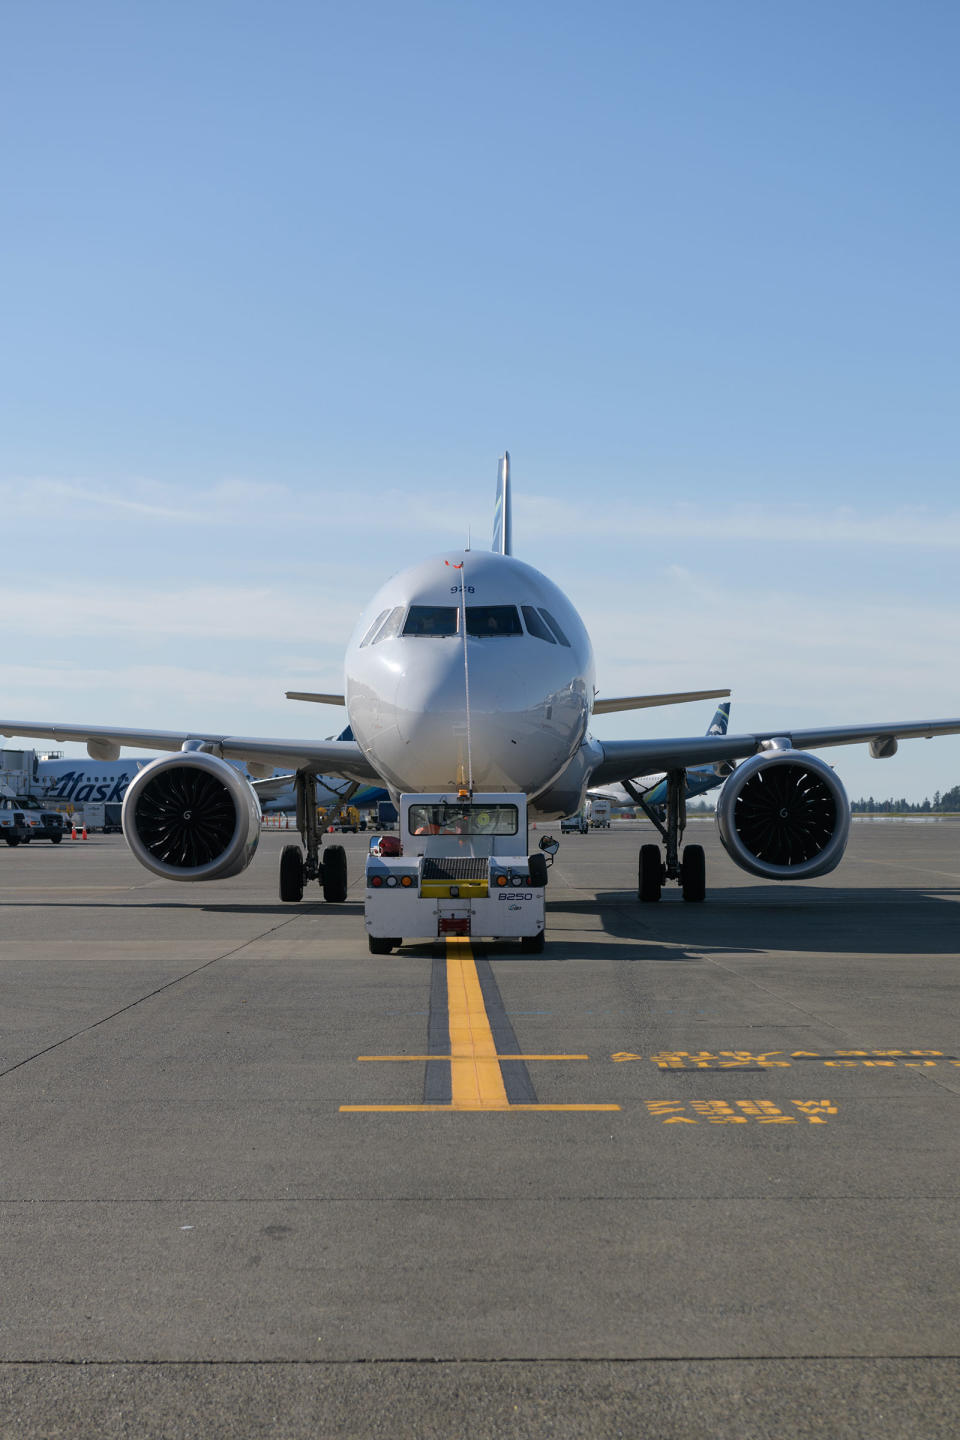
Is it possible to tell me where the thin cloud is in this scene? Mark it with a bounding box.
[20,473,955,548]
[515,496,960,548]
[1,474,481,538]
[21,480,204,522]
[0,583,363,642]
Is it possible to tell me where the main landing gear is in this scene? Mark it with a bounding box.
[631,768,706,903]
[278,769,349,904]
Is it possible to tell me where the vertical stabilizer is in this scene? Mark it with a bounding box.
[492,451,512,555]
[707,701,731,736]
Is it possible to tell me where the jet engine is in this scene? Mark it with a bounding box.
[715,750,850,881]
[121,752,262,881]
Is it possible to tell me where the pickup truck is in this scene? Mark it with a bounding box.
[364,791,557,954]
[7,795,65,843]
[0,797,32,846]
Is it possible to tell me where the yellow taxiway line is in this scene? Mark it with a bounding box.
[357,1055,589,1062]
[446,936,509,1107]
[341,937,619,1113]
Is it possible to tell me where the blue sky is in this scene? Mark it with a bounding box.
[3,0,959,802]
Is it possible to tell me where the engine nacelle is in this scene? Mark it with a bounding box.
[716,750,850,881]
[121,752,262,882]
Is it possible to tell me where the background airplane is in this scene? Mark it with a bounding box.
[13,736,389,817]
[3,453,960,909]
[588,701,732,814]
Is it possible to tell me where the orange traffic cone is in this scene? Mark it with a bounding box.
[71,823,77,839]
[81,824,88,840]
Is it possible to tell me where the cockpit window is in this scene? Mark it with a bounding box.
[464,605,522,637]
[521,605,556,643]
[539,608,571,647]
[372,606,405,643]
[359,609,390,647]
[402,605,459,637]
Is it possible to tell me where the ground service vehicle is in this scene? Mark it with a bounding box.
[0,797,31,846]
[13,795,65,842]
[364,792,555,954]
[77,802,123,834]
[375,799,399,829]
[588,798,611,828]
[320,804,362,833]
[560,809,589,834]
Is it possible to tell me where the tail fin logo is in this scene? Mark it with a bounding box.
[707,702,731,736]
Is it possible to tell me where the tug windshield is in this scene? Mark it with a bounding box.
[408,803,519,837]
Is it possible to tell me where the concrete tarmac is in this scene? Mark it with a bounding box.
[2,818,960,1437]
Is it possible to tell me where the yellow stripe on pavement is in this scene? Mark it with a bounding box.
[445,936,509,1109]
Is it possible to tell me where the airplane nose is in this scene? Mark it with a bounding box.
[395,650,468,734]
[394,653,473,785]
[390,646,567,792]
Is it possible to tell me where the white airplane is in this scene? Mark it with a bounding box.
[3,453,960,907]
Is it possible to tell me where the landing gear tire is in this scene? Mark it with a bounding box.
[369,936,400,954]
[680,844,706,903]
[322,844,348,903]
[638,844,663,902]
[279,844,305,903]
[521,930,546,953]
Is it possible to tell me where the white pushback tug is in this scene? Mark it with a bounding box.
[364,790,557,954]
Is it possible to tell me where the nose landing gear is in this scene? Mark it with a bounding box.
[278,769,349,903]
[632,768,706,903]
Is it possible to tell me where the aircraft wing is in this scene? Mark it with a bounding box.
[592,688,729,714]
[0,719,382,782]
[248,773,296,802]
[589,717,960,788]
[284,691,345,705]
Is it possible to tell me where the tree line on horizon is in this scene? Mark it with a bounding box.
[850,785,960,813]
[654,785,960,816]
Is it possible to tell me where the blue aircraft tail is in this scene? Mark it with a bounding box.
[706,701,730,737]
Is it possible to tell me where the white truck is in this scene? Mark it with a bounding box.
[0,794,33,846]
[364,791,556,954]
[587,797,611,829]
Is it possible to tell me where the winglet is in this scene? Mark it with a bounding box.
[492,451,512,555]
